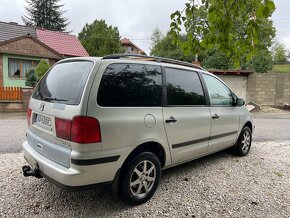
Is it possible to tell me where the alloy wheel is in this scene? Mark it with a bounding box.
[130,160,156,198]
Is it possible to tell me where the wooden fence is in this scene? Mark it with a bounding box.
[0,87,22,101]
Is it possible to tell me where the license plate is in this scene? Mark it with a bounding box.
[34,114,52,130]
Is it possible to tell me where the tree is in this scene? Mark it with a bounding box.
[150,30,233,69]
[25,68,38,87]
[150,28,164,50]
[246,51,272,73]
[202,48,233,69]
[78,20,123,56]
[150,31,195,63]
[22,0,69,31]
[170,0,276,67]
[271,41,289,64]
[35,60,50,80]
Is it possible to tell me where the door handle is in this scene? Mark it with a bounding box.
[166,116,177,123]
[212,114,220,119]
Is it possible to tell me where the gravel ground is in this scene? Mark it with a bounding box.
[0,141,289,217]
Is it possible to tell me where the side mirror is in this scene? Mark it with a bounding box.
[235,98,245,106]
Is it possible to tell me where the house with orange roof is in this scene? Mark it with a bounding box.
[121,38,146,55]
[0,21,88,88]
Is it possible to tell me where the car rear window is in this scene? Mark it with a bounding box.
[32,61,94,105]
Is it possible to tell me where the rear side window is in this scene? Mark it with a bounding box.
[165,68,206,105]
[33,61,93,105]
[97,63,162,107]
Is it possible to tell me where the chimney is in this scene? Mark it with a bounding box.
[192,54,201,67]
[192,61,201,67]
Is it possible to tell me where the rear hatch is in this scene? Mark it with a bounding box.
[27,60,96,168]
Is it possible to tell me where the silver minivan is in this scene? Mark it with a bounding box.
[22,54,253,205]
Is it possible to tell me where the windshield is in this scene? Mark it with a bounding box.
[32,61,94,105]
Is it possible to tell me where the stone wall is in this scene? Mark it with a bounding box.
[217,75,248,101]
[247,73,290,105]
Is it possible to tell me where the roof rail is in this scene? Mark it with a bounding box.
[102,54,206,71]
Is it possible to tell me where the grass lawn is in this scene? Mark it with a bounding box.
[272,64,290,73]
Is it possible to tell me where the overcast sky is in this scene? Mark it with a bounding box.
[1,0,290,54]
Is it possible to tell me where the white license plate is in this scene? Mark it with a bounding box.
[34,114,52,130]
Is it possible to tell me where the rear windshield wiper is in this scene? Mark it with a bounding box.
[43,97,68,102]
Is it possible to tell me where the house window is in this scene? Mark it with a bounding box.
[8,58,39,79]
[127,47,132,53]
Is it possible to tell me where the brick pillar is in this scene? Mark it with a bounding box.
[22,88,34,111]
[192,61,201,67]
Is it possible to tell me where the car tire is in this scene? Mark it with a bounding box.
[118,152,161,205]
[232,126,252,156]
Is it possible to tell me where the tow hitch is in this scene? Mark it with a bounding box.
[22,165,42,178]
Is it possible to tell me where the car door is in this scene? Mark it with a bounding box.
[202,73,239,153]
[163,67,211,163]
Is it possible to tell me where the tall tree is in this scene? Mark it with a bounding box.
[170,0,276,67]
[150,29,234,68]
[22,0,69,31]
[78,19,123,56]
[150,28,164,50]
[150,31,195,63]
[271,40,289,64]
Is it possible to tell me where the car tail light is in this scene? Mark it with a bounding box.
[55,116,101,144]
[55,118,72,141]
[71,116,101,143]
[26,108,32,126]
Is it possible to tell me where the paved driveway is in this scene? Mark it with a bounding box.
[253,112,290,142]
[0,113,26,153]
[1,111,290,153]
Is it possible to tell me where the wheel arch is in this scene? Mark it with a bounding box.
[122,141,166,170]
[242,121,253,132]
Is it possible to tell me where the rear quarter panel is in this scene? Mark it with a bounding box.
[86,60,172,166]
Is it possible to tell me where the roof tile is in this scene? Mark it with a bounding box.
[36,28,89,57]
[0,21,36,42]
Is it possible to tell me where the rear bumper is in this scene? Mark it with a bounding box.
[22,141,124,187]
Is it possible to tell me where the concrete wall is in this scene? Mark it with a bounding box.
[247,73,290,105]
[216,73,290,105]
[217,75,248,101]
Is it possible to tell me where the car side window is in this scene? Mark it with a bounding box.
[165,68,206,106]
[97,63,162,107]
[203,74,233,106]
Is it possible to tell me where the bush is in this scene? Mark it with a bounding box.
[35,60,50,80]
[202,48,232,69]
[246,51,272,73]
[25,68,37,87]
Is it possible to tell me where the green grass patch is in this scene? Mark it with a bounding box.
[274,171,284,177]
[272,64,290,73]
